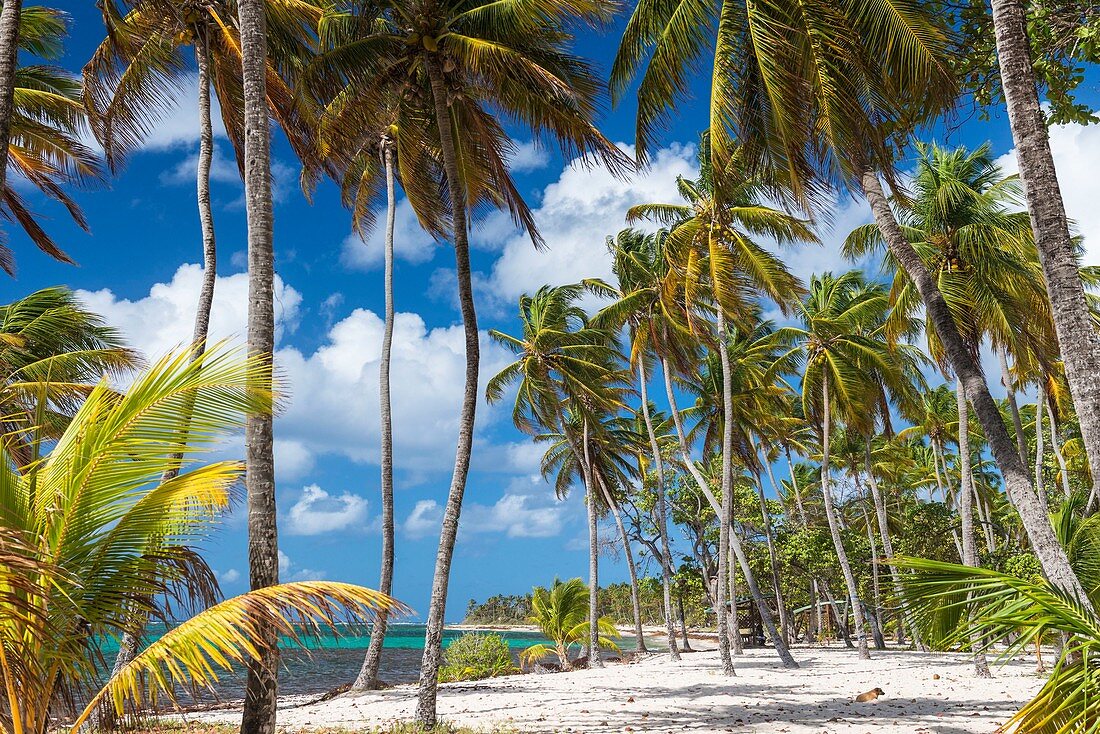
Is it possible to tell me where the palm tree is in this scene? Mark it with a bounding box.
[235,0,280,730]
[0,0,23,209]
[314,5,629,722]
[0,6,104,273]
[0,287,139,465]
[588,227,685,660]
[780,272,913,659]
[625,138,811,670]
[0,346,402,734]
[519,578,620,671]
[537,413,649,654]
[487,284,627,672]
[983,0,1100,494]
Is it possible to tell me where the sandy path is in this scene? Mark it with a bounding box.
[191,646,1045,733]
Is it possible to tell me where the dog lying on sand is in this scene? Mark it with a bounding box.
[855,688,885,703]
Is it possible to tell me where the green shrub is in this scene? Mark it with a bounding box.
[438,632,518,682]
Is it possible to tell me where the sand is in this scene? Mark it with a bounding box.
[189,645,1046,733]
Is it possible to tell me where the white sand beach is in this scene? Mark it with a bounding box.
[190,645,1046,733]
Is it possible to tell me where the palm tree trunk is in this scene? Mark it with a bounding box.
[677,592,693,651]
[353,136,397,691]
[636,358,680,660]
[237,1,279,732]
[0,0,20,201]
[863,440,925,650]
[784,446,808,525]
[809,579,820,643]
[858,499,886,650]
[416,56,481,727]
[581,420,603,669]
[820,581,854,648]
[105,33,221,695]
[999,348,1028,464]
[728,556,742,654]
[862,168,1091,606]
[593,466,647,653]
[717,456,736,674]
[932,441,947,502]
[749,457,789,646]
[987,0,1100,494]
[956,380,992,677]
[820,373,870,658]
[661,354,797,667]
[1034,381,1048,512]
[1049,404,1073,499]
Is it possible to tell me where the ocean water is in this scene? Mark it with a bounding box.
[102,623,659,701]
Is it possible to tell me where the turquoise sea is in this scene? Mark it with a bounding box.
[102,623,659,701]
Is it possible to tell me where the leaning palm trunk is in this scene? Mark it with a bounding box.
[0,0,20,199]
[580,419,603,669]
[354,137,397,691]
[749,455,789,645]
[864,440,926,651]
[857,495,886,650]
[821,373,871,658]
[987,0,1100,496]
[416,57,482,727]
[237,1,280,732]
[861,168,1092,606]
[999,348,1028,464]
[594,469,647,653]
[636,358,680,660]
[1049,403,1073,498]
[661,354,798,667]
[716,479,735,674]
[1034,381,1048,512]
[106,32,221,694]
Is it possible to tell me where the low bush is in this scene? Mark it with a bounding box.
[438,632,518,682]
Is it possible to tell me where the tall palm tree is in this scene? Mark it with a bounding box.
[626,138,811,669]
[588,227,686,660]
[983,0,1100,492]
[236,0,279,731]
[315,5,629,722]
[537,411,649,654]
[0,0,23,207]
[487,284,627,673]
[780,272,912,659]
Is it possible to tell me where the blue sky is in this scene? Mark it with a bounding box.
[8,6,1100,620]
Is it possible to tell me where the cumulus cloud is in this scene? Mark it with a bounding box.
[285,484,369,536]
[121,74,228,151]
[509,140,551,172]
[217,568,241,584]
[341,197,437,269]
[995,118,1100,267]
[76,266,530,480]
[159,143,240,186]
[402,478,568,541]
[483,143,698,303]
[75,264,302,362]
[404,499,443,539]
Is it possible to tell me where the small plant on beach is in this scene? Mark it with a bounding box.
[520,578,620,670]
[0,346,404,734]
[438,633,518,682]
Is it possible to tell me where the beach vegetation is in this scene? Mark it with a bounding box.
[519,578,620,670]
[438,633,518,683]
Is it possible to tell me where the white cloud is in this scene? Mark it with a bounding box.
[341,197,438,269]
[276,308,516,473]
[995,119,1100,267]
[402,478,568,541]
[277,549,326,581]
[509,140,550,172]
[217,568,241,584]
[404,499,443,539]
[75,264,302,363]
[285,484,369,535]
[77,267,534,480]
[483,143,698,303]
